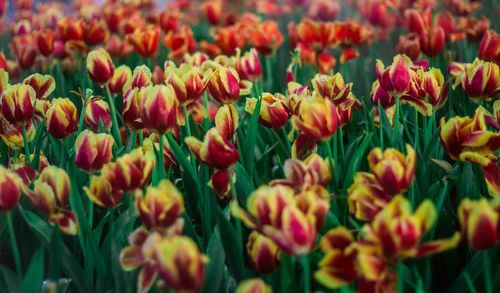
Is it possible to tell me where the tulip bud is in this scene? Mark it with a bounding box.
[83,19,109,46]
[215,104,238,140]
[185,128,239,169]
[463,59,500,99]
[136,179,184,230]
[1,83,36,126]
[165,63,210,106]
[458,198,500,250]
[317,51,337,74]
[405,8,431,34]
[419,27,445,58]
[293,95,339,141]
[208,169,235,199]
[311,73,352,104]
[156,236,208,292]
[23,73,55,100]
[0,166,22,212]
[17,44,37,70]
[163,26,197,60]
[207,66,241,104]
[235,279,272,293]
[139,85,178,135]
[250,21,284,56]
[108,65,132,95]
[122,88,144,130]
[124,65,153,92]
[84,100,112,132]
[87,48,115,85]
[75,130,114,173]
[158,10,180,32]
[246,93,291,129]
[202,0,222,25]
[46,98,79,139]
[127,25,160,58]
[36,29,54,56]
[291,132,317,160]
[465,16,490,43]
[58,17,84,42]
[375,54,413,97]
[479,30,500,65]
[397,33,421,61]
[84,175,123,209]
[236,48,262,82]
[247,231,281,274]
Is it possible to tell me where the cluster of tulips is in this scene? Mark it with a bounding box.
[0,0,500,292]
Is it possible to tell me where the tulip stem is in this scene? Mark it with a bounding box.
[300,254,311,293]
[6,212,22,277]
[158,134,167,180]
[183,105,192,137]
[414,108,419,151]
[324,140,337,193]
[394,96,400,143]
[279,127,291,158]
[105,84,123,148]
[21,125,30,163]
[483,251,492,293]
[138,130,143,147]
[338,127,345,165]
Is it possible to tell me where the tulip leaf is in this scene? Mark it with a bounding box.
[22,248,44,293]
[216,208,247,281]
[0,265,21,293]
[244,94,262,180]
[202,226,226,293]
[341,133,373,195]
[233,162,255,207]
[166,133,199,186]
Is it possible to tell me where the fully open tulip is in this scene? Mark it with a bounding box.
[311,73,352,104]
[293,94,339,141]
[207,66,241,104]
[458,198,500,250]
[1,84,36,126]
[84,175,123,209]
[46,98,78,139]
[127,25,160,58]
[236,279,272,293]
[0,166,22,212]
[108,65,132,94]
[156,236,208,292]
[348,172,390,221]
[215,104,238,140]
[139,85,178,135]
[36,29,54,56]
[246,93,291,129]
[75,130,114,173]
[135,179,184,230]
[22,73,55,100]
[462,59,500,99]
[375,54,413,97]
[84,100,112,132]
[479,30,500,65]
[164,63,210,106]
[87,48,115,85]
[247,231,281,274]
[185,128,239,169]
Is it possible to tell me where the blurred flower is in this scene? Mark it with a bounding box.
[22,73,55,100]
[245,92,291,129]
[292,94,339,141]
[36,29,54,56]
[84,175,123,209]
[84,100,112,132]
[405,8,431,34]
[46,98,78,139]
[215,104,238,140]
[58,17,84,42]
[212,25,246,56]
[0,115,35,148]
[317,51,337,74]
[139,85,178,135]
[0,83,36,126]
[207,66,241,104]
[307,0,339,21]
[235,48,262,82]
[464,16,490,43]
[202,0,222,25]
[16,44,37,70]
[106,35,133,59]
[419,27,445,58]
[458,198,500,250]
[86,48,115,85]
[479,30,500,65]
[157,10,180,33]
[83,19,109,46]
[337,93,362,127]
[291,19,336,52]
[208,169,235,199]
[127,25,160,58]
[164,26,197,60]
[348,171,389,221]
[152,66,164,85]
[235,279,272,293]
[108,65,132,95]
[251,21,284,56]
[0,166,22,212]
[103,5,126,33]
[164,63,210,106]
[291,132,317,160]
[247,231,281,274]
[185,127,239,169]
[75,130,114,173]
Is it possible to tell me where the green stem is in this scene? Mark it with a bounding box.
[338,127,345,165]
[183,105,197,170]
[324,140,337,193]
[394,96,400,145]
[483,251,492,293]
[279,127,291,158]
[300,254,310,293]
[158,133,166,180]
[397,260,404,293]
[138,130,144,147]
[414,108,419,152]
[265,55,273,91]
[88,201,94,229]
[105,84,123,148]
[6,212,22,277]
[21,124,31,163]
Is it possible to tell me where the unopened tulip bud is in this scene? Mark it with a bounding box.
[163,26,197,60]
[36,29,54,56]
[397,33,421,61]
[0,166,22,212]
[207,67,241,104]
[236,48,262,82]
[247,231,281,274]
[1,83,36,126]
[124,65,152,92]
[293,95,339,141]
[83,19,109,46]
[236,279,272,293]
[165,63,210,106]
[17,45,37,70]
[202,0,222,25]
[108,65,132,95]
[208,169,235,199]
[75,130,114,173]
[87,48,115,85]
[479,30,500,65]
[127,25,160,58]
[139,85,178,135]
[84,100,112,132]
[215,104,238,140]
[84,175,123,209]
[420,27,445,58]
[46,98,78,139]
[458,198,500,250]
[23,73,55,100]
[246,93,291,129]
[185,128,239,169]
[375,54,413,97]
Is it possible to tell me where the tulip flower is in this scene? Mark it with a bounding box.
[202,0,222,25]
[479,30,500,65]
[235,279,272,293]
[1,83,36,126]
[58,17,84,42]
[163,26,197,60]
[208,169,235,199]
[311,73,352,104]
[0,115,35,148]
[292,19,336,52]
[419,27,445,58]
[207,66,241,104]
[375,54,413,97]
[139,85,178,135]
[348,172,390,221]
[84,100,112,132]
[158,10,180,32]
[0,166,22,212]
[108,65,132,95]
[36,29,54,56]
[215,104,238,140]
[127,25,160,58]
[235,48,262,82]
[86,48,115,85]
[211,26,246,56]
[22,73,55,100]
[250,21,284,56]
[292,94,339,141]
[84,175,123,209]
[124,65,153,92]
[185,128,239,169]
[122,88,144,130]
[135,179,184,230]
[0,52,6,71]
[106,34,133,59]
[291,132,317,160]
[458,198,500,250]
[423,68,450,111]
[465,16,490,43]
[75,130,114,173]
[397,33,421,61]
[83,19,109,46]
[246,231,281,274]
[164,63,210,106]
[46,98,79,139]
[0,68,7,93]
[462,59,500,99]
[245,93,291,129]
[17,44,37,70]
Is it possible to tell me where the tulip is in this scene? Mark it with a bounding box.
[245,93,291,129]
[317,51,337,74]
[58,17,84,42]
[419,27,445,58]
[122,88,144,130]
[17,44,37,70]
[465,16,490,43]
[250,21,284,56]
[311,73,352,104]
[423,68,449,111]
[185,128,239,169]
[158,10,180,32]
[397,33,421,61]
[207,66,241,104]
[103,5,125,33]
[75,130,114,173]
[235,279,272,293]
[0,166,22,212]
[479,30,500,65]
[87,48,115,85]
[83,19,109,46]
[163,26,197,60]
[139,85,178,135]
[164,63,210,106]
[84,100,112,132]
[212,26,246,56]
[458,198,500,250]
[291,132,317,160]
[152,66,164,85]
[247,231,281,273]
[375,54,413,97]
[0,52,6,71]
[370,80,395,108]
[46,98,79,139]
[215,104,238,140]
[124,65,153,92]
[22,73,55,100]
[0,0,6,17]
[337,93,362,127]
[106,35,133,59]
[0,68,7,94]
[202,0,222,25]
[1,83,36,126]
[292,94,339,141]
[436,11,456,39]
[293,19,336,52]
[462,59,500,99]
[235,48,262,82]
[108,65,132,95]
[405,8,431,34]
[156,236,208,292]
[84,175,123,209]
[347,172,390,221]
[0,116,35,148]
[102,148,155,193]
[208,169,235,199]
[36,29,54,56]
[127,25,160,58]
[135,179,184,230]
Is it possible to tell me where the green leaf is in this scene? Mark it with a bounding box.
[22,248,44,293]
[341,133,373,195]
[166,133,199,186]
[233,162,255,207]
[0,265,21,293]
[244,92,262,180]
[202,226,226,293]
[216,208,246,281]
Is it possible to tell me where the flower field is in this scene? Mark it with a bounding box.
[1,0,500,292]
